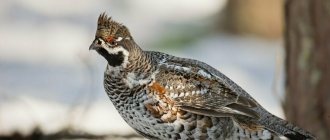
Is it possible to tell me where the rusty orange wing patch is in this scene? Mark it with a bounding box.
[145,82,186,123]
[149,82,166,94]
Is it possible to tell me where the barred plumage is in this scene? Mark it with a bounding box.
[89,13,315,140]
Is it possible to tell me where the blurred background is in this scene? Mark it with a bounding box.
[0,0,286,139]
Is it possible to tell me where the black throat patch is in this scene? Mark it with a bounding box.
[97,48,125,67]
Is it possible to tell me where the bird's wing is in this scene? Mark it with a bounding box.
[149,52,260,119]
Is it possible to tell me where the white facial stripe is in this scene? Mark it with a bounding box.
[104,46,128,54]
[115,37,123,41]
[124,37,131,40]
[105,42,116,47]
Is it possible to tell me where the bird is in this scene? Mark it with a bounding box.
[89,13,315,140]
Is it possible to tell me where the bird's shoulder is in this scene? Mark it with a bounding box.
[147,51,256,101]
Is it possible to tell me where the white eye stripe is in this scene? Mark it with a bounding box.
[115,37,123,41]
[97,38,105,44]
[106,42,117,47]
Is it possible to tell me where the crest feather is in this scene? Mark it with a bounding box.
[97,13,123,36]
[95,12,132,41]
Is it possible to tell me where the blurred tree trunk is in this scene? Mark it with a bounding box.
[284,0,330,139]
[220,0,283,39]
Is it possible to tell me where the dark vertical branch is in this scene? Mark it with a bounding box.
[284,0,330,139]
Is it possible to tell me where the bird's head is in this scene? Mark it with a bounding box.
[89,13,137,68]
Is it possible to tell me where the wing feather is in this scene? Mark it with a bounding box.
[152,52,261,119]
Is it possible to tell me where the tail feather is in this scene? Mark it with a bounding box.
[281,120,315,140]
[259,112,315,140]
[284,132,313,140]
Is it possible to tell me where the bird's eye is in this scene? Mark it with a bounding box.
[96,39,102,45]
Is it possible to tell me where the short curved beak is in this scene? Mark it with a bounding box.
[89,39,101,51]
[89,43,98,50]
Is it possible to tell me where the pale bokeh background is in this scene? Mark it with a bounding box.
[0,0,285,138]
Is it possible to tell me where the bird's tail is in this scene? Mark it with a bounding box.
[259,112,315,140]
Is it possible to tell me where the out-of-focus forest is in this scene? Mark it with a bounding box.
[0,0,328,139]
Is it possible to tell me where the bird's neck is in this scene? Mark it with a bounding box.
[105,48,156,78]
[105,50,158,91]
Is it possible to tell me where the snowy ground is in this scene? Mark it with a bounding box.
[0,0,285,137]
